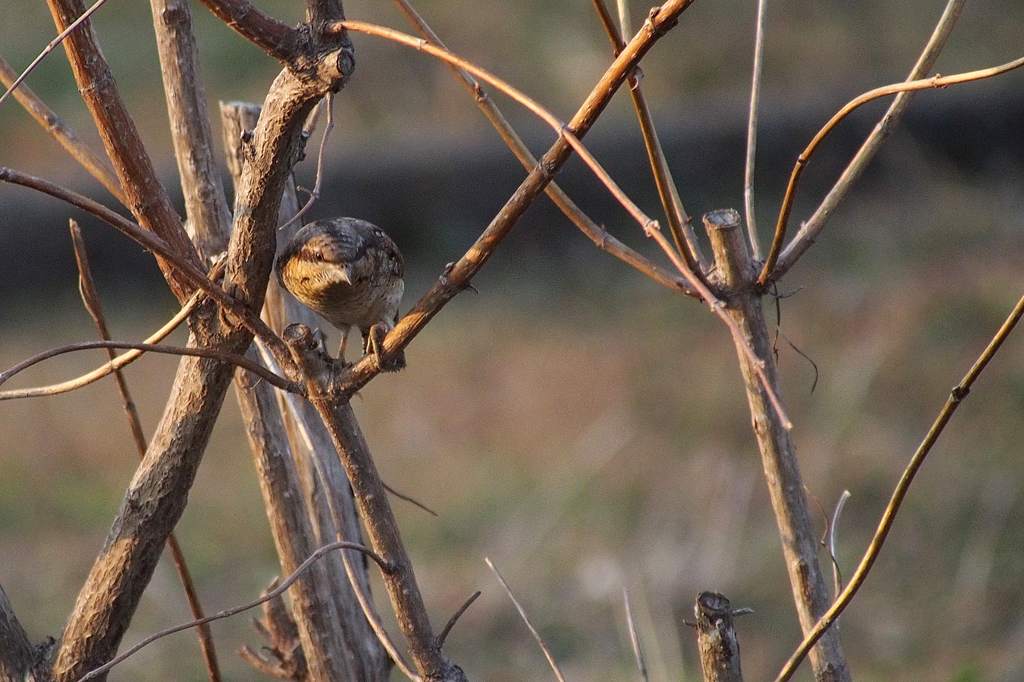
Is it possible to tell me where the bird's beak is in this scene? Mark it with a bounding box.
[336,264,354,285]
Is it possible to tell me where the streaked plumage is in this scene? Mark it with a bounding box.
[275,217,405,369]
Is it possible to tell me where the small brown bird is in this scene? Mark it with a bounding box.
[275,217,405,370]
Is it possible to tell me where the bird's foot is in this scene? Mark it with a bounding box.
[366,323,406,372]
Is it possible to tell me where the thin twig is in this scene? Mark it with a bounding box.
[622,588,649,682]
[333,7,791,428]
[770,0,966,282]
[0,264,216,401]
[279,93,335,232]
[0,341,301,395]
[590,0,703,274]
[69,221,221,682]
[0,55,125,205]
[828,490,852,597]
[0,166,297,373]
[760,55,1022,286]
[744,0,768,259]
[330,20,659,235]
[392,0,693,296]
[435,591,481,649]
[775,290,1024,682]
[383,482,439,517]
[0,0,109,108]
[77,540,389,682]
[484,558,566,682]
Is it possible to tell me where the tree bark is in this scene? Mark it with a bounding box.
[694,592,743,682]
[703,209,851,681]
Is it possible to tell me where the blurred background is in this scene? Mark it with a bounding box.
[2,1,1024,680]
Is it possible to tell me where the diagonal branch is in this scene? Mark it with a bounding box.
[590,0,704,272]
[335,0,700,397]
[69,222,221,682]
[775,288,1024,682]
[758,0,965,284]
[46,0,199,300]
[393,0,692,296]
[195,0,301,62]
[0,54,126,206]
[0,585,36,681]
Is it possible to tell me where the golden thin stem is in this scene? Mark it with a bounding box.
[758,53,1024,286]
[775,290,1024,682]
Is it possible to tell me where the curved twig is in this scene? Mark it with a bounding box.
[758,52,1024,285]
[0,341,301,395]
[77,540,389,682]
[0,261,222,402]
[769,0,965,282]
[392,0,693,297]
[775,290,1024,682]
[435,591,481,649]
[744,0,768,259]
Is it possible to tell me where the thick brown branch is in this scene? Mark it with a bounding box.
[149,0,232,260]
[775,289,1024,682]
[46,0,199,300]
[0,54,125,205]
[196,0,301,62]
[221,101,391,681]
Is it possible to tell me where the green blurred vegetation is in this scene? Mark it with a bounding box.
[2,1,1024,681]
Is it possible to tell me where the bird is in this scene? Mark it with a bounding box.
[275,217,405,371]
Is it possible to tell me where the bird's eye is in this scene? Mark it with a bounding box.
[314,251,324,261]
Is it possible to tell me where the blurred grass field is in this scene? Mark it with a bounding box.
[2,1,1024,680]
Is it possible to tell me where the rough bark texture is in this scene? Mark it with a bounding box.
[695,592,743,682]
[704,209,850,682]
[150,0,233,260]
[0,585,38,682]
[48,10,354,678]
[285,325,466,682]
[223,101,390,680]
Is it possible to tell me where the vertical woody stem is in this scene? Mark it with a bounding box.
[703,209,850,681]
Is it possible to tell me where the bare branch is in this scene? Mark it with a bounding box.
[70,221,221,682]
[278,93,335,233]
[828,490,852,597]
[0,266,214,401]
[195,0,300,62]
[0,585,36,681]
[0,340,301,394]
[743,0,768,260]
[149,0,232,260]
[485,558,566,682]
[759,0,967,283]
[77,540,388,682]
[0,54,125,205]
[694,592,744,682]
[46,0,200,300]
[591,0,704,272]
[393,0,693,296]
[0,0,108,108]
[704,209,847,679]
[0,166,295,370]
[775,289,1024,682]
[332,19,660,236]
[336,0,701,396]
[435,591,481,650]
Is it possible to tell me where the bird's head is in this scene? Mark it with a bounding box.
[275,221,367,300]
